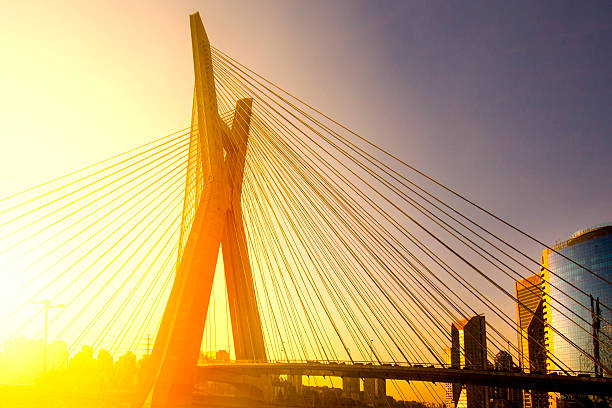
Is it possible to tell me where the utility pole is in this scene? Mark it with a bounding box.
[591,295,601,377]
[145,334,152,357]
[33,300,64,378]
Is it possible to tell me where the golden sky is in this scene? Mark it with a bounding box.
[0,0,398,360]
[0,3,444,400]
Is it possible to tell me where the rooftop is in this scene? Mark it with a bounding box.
[551,222,612,251]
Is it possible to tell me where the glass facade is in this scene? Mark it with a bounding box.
[543,225,612,374]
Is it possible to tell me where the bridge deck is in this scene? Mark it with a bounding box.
[197,362,612,395]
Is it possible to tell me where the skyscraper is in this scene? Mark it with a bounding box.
[541,224,612,408]
[541,224,612,375]
[445,347,461,408]
[515,274,547,408]
[448,315,488,408]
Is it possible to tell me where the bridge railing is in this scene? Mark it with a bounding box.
[197,359,599,377]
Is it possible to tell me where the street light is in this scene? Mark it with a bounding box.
[32,300,64,377]
[281,341,289,362]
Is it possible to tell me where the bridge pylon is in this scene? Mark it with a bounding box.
[140,11,267,408]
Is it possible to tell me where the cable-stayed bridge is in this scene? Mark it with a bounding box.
[0,11,611,407]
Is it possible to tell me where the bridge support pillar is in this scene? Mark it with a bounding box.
[342,377,360,401]
[287,374,303,394]
[141,11,267,408]
[363,378,386,404]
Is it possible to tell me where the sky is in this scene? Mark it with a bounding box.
[1,0,610,246]
[0,0,611,398]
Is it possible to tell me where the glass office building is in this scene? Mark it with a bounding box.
[542,223,612,375]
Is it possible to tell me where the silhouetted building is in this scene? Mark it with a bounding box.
[0,337,68,384]
[445,347,461,408]
[516,274,547,408]
[0,337,43,383]
[215,349,230,362]
[447,315,488,408]
[494,351,513,370]
[491,351,523,408]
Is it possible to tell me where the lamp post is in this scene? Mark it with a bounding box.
[33,300,64,378]
[281,341,289,362]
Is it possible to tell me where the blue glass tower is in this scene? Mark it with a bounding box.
[542,224,612,375]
